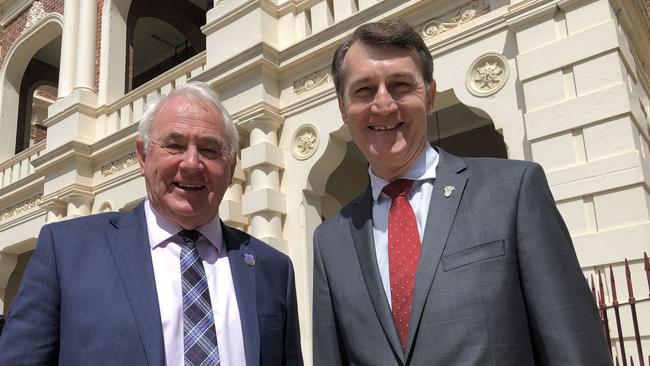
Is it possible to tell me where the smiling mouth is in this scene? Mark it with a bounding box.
[369,122,403,131]
[174,183,205,191]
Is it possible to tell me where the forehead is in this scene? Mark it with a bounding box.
[151,95,225,135]
[341,42,421,81]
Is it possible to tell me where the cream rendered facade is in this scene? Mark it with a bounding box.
[0,0,649,363]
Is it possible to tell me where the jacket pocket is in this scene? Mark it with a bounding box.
[259,312,284,330]
[442,239,505,271]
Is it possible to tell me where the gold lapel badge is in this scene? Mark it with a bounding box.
[443,185,455,198]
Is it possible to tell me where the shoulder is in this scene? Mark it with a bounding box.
[314,189,366,242]
[462,156,538,174]
[447,153,545,184]
[39,207,144,249]
[44,210,128,234]
[223,224,292,264]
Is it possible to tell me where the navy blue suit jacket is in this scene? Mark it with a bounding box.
[0,203,303,365]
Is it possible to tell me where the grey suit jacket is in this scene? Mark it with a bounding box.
[312,149,611,366]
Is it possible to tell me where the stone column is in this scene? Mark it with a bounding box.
[74,0,97,91]
[220,157,248,231]
[43,200,67,223]
[57,0,79,98]
[62,191,94,218]
[240,114,287,251]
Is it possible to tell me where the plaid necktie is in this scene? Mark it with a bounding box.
[383,179,420,351]
[178,229,220,366]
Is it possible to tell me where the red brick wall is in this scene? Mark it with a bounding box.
[0,0,64,75]
[30,123,47,143]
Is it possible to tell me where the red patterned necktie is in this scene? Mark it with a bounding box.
[383,179,420,351]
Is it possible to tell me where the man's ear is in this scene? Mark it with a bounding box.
[228,157,237,186]
[338,96,348,123]
[425,80,437,116]
[135,138,147,176]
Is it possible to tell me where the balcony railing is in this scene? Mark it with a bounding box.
[0,141,45,191]
[96,52,207,140]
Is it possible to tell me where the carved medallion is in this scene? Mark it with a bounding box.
[292,124,319,160]
[466,52,509,97]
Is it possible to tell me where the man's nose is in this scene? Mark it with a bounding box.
[179,145,202,170]
[370,86,398,115]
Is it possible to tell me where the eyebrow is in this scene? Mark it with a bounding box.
[159,133,223,147]
[348,71,418,87]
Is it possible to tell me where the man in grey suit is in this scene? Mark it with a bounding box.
[312,19,611,365]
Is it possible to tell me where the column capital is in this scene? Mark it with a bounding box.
[237,103,283,132]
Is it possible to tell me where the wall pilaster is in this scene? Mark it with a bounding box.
[239,113,287,251]
[220,157,248,231]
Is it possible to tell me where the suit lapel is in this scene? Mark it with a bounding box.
[347,188,405,363]
[223,224,259,366]
[107,203,165,366]
[405,150,468,356]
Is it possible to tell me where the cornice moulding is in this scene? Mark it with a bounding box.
[43,102,99,128]
[235,101,284,128]
[0,173,43,201]
[198,43,280,87]
[39,184,94,206]
[203,0,278,35]
[57,184,95,201]
[505,0,557,30]
[91,124,139,160]
[0,207,45,233]
[93,168,142,195]
[31,141,93,173]
[281,87,337,118]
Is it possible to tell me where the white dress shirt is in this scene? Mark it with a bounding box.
[369,145,439,306]
[144,200,246,365]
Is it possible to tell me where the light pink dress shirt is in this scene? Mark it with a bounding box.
[144,200,246,365]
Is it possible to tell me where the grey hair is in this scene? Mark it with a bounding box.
[138,81,239,158]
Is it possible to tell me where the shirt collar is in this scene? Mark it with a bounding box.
[143,199,224,253]
[369,145,439,202]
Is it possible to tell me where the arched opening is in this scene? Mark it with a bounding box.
[3,251,33,314]
[125,0,208,91]
[322,97,507,219]
[15,37,60,153]
[0,16,63,160]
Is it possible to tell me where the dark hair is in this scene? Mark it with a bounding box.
[331,19,433,97]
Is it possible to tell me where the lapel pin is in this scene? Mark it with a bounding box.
[443,185,455,198]
[243,253,255,266]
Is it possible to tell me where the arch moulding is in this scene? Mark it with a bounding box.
[0,12,63,160]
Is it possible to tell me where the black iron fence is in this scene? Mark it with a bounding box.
[591,253,650,366]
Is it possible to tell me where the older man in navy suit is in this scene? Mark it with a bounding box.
[0,82,303,365]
